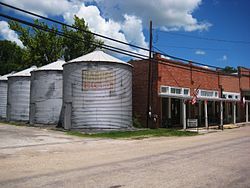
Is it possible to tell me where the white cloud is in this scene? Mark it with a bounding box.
[1,0,148,58]
[63,3,148,57]
[0,21,24,47]
[1,0,211,59]
[1,0,73,17]
[218,55,227,61]
[195,50,206,55]
[93,0,211,32]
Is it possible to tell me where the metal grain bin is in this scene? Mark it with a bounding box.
[29,60,65,125]
[63,50,133,129]
[7,66,37,122]
[0,73,13,119]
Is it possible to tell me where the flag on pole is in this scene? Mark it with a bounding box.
[190,85,201,105]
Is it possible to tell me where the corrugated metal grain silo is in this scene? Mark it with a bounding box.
[29,60,65,125]
[0,73,13,119]
[7,66,37,122]
[63,50,133,130]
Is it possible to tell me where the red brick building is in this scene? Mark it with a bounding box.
[130,54,250,129]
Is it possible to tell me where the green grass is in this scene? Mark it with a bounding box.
[66,128,198,139]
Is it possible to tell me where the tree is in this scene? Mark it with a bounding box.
[62,16,103,61]
[8,16,102,67]
[0,40,26,75]
[221,66,238,74]
[9,20,64,67]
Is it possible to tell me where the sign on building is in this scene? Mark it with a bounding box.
[82,70,115,90]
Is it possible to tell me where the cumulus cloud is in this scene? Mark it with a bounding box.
[195,50,206,55]
[92,0,211,32]
[1,0,148,57]
[0,0,211,58]
[1,0,73,17]
[0,21,24,47]
[63,3,148,57]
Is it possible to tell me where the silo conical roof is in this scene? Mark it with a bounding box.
[67,50,132,66]
[34,60,65,71]
[8,66,37,77]
[0,72,14,81]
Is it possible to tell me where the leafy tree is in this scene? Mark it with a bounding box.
[62,16,103,61]
[0,40,26,75]
[9,20,64,67]
[221,66,237,74]
[8,16,103,67]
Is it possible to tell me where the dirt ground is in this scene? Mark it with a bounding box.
[0,123,250,188]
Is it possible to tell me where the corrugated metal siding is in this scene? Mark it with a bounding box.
[7,77,31,121]
[0,81,8,119]
[30,71,63,124]
[63,62,132,129]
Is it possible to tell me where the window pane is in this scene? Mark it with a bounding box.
[201,91,206,96]
[161,87,167,93]
[171,88,175,94]
[184,89,189,95]
[176,88,181,94]
[207,92,213,97]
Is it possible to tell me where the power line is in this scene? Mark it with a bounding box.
[156,29,250,45]
[0,2,150,52]
[153,46,221,70]
[154,44,228,52]
[1,13,248,79]
[0,2,242,71]
[0,13,148,60]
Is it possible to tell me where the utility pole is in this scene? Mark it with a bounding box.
[146,20,153,128]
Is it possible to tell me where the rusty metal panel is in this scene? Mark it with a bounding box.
[29,70,63,125]
[7,77,31,122]
[63,62,132,129]
[0,80,8,119]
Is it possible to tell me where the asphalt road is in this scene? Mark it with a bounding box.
[0,123,250,188]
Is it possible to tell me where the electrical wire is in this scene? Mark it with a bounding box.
[154,44,228,52]
[153,46,221,70]
[155,29,250,45]
[0,2,248,73]
[0,2,150,52]
[0,13,148,60]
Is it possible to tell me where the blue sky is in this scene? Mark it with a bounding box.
[0,0,249,69]
[156,0,250,68]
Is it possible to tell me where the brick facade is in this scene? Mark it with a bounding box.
[130,54,250,128]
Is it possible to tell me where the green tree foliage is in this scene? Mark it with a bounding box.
[221,66,238,74]
[62,16,103,61]
[9,20,64,67]
[0,16,103,75]
[0,40,26,75]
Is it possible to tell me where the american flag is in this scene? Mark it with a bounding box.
[190,85,201,105]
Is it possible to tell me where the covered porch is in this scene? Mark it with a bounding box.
[160,96,250,130]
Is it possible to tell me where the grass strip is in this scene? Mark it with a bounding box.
[66,128,198,139]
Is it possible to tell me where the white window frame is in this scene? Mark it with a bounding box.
[222,91,240,100]
[160,85,190,96]
[197,89,219,99]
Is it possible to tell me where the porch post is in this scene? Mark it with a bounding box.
[204,100,208,129]
[183,99,186,130]
[220,101,223,129]
[246,102,249,123]
[168,97,171,119]
[225,102,229,123]
[198,101,202,125]
[233,102,236,124]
